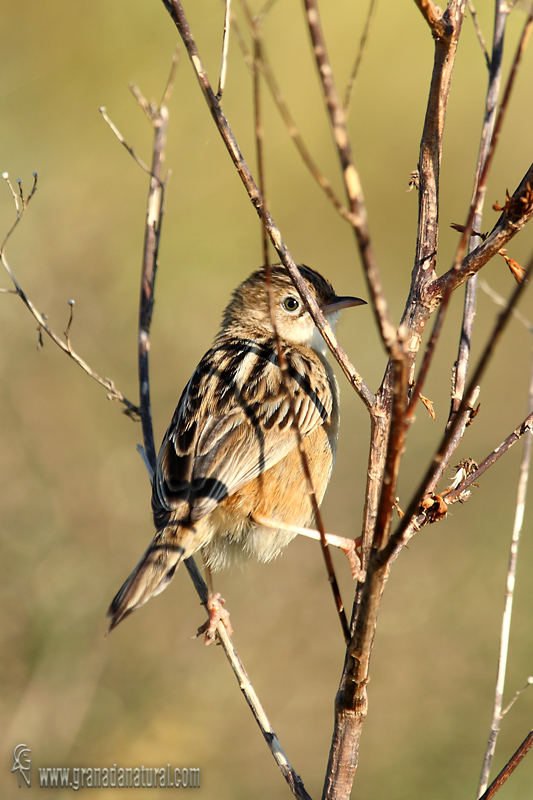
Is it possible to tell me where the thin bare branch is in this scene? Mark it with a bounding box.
[252,23,269,267]
[372,348,409,550]
[161,44,181,107]
[467,0,491,68]
[137,100,170,470]
[445,411,533,505]
[430,164,533,300]
[0,183,140,419]
[343,0,377,114]
[303,0,397,356]
[217,0,231,99]
[501,677,533,718]
[265,266,350,643]
[1,172,38,248]
[479,331,532,796]
[216,617,313,800]
[409,1,506,425]
[234,4,355,226]
[405,0,466,318]
[429,7,533,302]
[478,730,533,800]
[479,279,532,331]
[99,107,161,181]
[450,4,509,428]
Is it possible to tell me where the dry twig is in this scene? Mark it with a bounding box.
[477,335,533,795]
[0,173,140,419]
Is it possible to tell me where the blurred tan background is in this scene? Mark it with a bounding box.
[1,1,533,798]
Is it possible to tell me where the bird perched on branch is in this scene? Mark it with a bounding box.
[107,264,365,639]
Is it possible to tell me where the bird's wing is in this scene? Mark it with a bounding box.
[152,339,333,527]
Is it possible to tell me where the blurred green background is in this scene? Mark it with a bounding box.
[1,1,533,798]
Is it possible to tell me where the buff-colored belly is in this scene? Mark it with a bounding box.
[202,425,335,570]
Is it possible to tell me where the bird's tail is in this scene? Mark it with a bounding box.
[106,532,186,634]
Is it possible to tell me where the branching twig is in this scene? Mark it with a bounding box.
[0,174,140,419]
[445,412,533,505]
[389,250,533,558]
[429,7,533,302]
[430,163,533,301]
[99,108,157,179]
[448,2,508,428]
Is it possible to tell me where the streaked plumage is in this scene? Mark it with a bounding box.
[107,264,365,633]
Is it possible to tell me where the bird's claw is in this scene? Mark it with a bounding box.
[196,592,233,645]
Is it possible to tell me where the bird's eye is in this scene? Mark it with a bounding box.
[283,296,300,312]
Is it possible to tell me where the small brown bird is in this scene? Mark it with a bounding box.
[107,264,365,637]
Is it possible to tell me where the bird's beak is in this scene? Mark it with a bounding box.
[321,295,367,315]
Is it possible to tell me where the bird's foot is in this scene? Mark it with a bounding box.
[196,592,233,645]
[339,536,365,581]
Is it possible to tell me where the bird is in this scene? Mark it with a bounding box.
[107,264,365,639]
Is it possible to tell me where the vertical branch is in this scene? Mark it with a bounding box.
[409,0,466,304]
[302,0,397,354]
[451,4,509,424]
[129,50,314,800]
[138,104,169,470]
[477,333,533,797]
[250,5,349,641]
[252,22,270,266]
[217,0,231,99]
